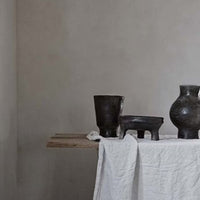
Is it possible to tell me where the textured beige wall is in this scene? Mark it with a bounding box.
[0,0,17,199]
[18,0,200,199]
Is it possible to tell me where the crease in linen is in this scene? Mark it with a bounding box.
[93,134,138,200]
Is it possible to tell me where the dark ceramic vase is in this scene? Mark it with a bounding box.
[170,85,200,139]
[94,95,124,137]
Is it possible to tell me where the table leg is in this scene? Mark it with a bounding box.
[151,129,159,141]
[137,130,145,138]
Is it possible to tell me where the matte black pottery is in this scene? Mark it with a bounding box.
[120,115,164,140]
[94,95,124,137]
[170,85,200,139]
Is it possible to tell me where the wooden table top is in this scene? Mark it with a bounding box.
[47,133,99,148]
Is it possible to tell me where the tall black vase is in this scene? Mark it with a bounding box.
[94,95,124,137]
[170,85,200,139]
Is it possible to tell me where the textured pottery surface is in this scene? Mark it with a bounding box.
[170,85,200,139]
[94,95,124,137]
[120,115,164,140]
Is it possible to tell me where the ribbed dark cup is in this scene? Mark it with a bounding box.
[94,95,124,137]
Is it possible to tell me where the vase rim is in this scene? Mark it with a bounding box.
[180,85,200,88]
[94,95,124,98]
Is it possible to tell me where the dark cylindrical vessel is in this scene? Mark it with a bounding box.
[170,85,200,139]
[94,95,124,137]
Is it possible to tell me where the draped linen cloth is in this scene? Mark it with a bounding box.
[93,134,138,200]
[93,135,200,200]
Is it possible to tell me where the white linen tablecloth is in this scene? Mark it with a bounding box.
[93,134,138,200]
[93,135,200,200]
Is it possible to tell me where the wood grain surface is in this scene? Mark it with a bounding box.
[47,133,99,148]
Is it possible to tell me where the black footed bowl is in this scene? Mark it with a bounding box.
[120,115,164,141]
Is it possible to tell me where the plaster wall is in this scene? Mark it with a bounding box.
[0,0,17,199]
[17,0,200,199]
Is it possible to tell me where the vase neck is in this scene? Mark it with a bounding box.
[180,85,200,97]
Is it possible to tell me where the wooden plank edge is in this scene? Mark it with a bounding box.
[46,142,99,148]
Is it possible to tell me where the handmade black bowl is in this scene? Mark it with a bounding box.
[120,115,164,140]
